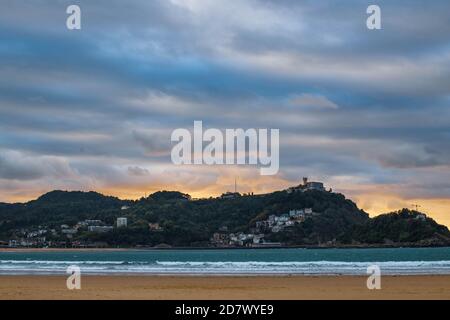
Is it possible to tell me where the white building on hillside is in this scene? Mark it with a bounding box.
[88,226,113,233]
[117,217,127,228]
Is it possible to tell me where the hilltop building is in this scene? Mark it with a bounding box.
[221,177,242,199]
[220,192,241,199]
[287,177,327,193]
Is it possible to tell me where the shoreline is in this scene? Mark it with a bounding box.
[1,275,450,299]
[2,245,450,253]
[0,247,133,253]
[2,272,450,277]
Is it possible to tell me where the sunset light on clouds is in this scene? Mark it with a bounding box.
[1,0,450,227]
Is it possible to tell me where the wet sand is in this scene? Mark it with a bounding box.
[0,275,449,300]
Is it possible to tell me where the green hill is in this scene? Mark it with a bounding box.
[342,209,450,246]
[0,190,128,233]
[0,189,449,248]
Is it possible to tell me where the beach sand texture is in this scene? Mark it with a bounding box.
[0,275,449,300]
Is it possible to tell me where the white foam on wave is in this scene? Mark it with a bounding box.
[155,260,450,267]
[2,259,450,275]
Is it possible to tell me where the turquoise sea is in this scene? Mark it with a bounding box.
[1,247,450,275]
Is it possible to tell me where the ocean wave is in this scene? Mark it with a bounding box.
[155,260,450,267]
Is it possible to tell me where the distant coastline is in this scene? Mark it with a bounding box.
[2,243,450,253]
[2,187,450,249]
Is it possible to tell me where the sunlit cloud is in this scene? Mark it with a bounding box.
[0,0,449,227]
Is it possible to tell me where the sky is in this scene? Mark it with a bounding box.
[1,0,450,226]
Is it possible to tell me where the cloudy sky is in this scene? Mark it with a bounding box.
[1,0,450,226]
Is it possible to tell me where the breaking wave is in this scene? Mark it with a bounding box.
[1,259,450,275]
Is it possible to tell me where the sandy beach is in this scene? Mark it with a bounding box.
[0,275,449,300]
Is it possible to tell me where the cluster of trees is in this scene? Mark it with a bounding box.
[341,209,450,245]
[0,191,127,233]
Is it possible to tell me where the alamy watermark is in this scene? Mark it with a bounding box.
[171,121,279,175]
[66,265,81,290]
[66,5,81,30]
[65,4,380,31]
[366,5,381,30]
[366,265,381,290]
